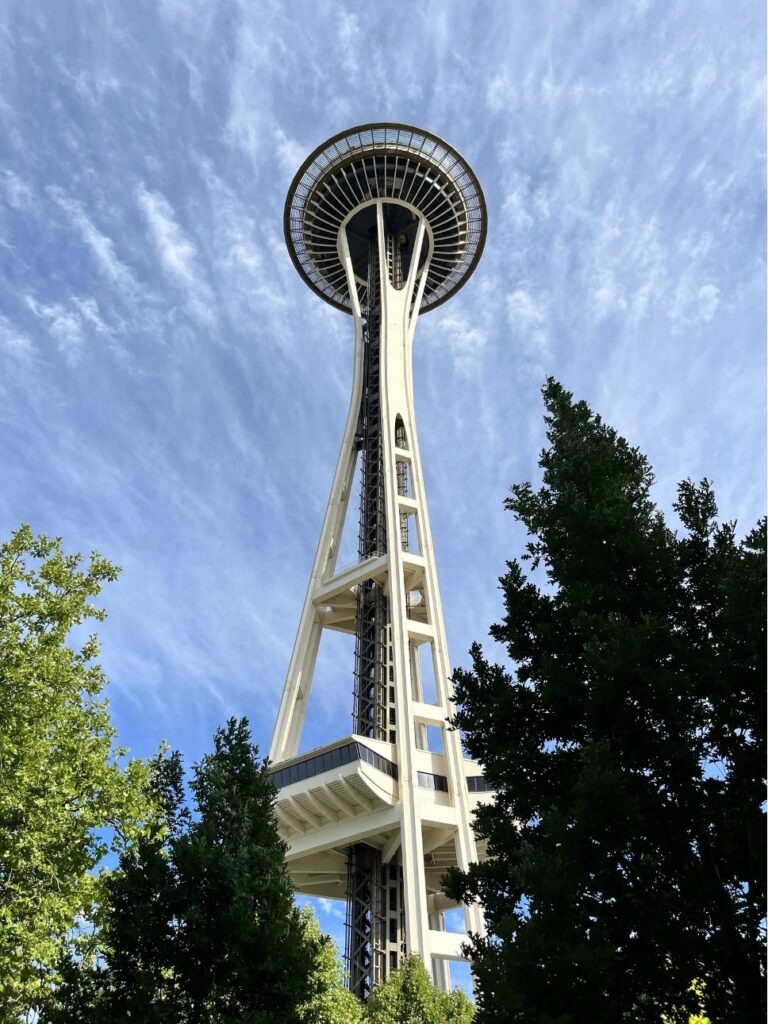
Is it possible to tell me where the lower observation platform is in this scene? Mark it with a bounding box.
[268,736,493,931]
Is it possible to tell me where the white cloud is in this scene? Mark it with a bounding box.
[0,313,34,355]
[420,309,487,378]
[24,295,86,363]
[22,294,121,365]
[222,17,273,167]
[585,204,668,325]
[273,128,305,180]
[697,284,721,322]
[1,169,34,209]
[691,54,718,100]
[337,11,362,77]
[49,188,139,292]
[136,185,216,325]
[500,174,535,232]
[317,897,346,921]
[71,296,110,334]
[137,187,197,283]
[669,279,721,328]
[506,288,550,360]
[487,73,518,112]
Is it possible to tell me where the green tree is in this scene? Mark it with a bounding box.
[445,380,765,1024]
[0,525,153,1020]
[297,905,362,1024]
[43,749,189,1022]
[44,718,324,1024]
[174,717,314,1022]
[365,955,474,1024]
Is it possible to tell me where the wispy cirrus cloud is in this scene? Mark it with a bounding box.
[0,311,33,355]
[1,168,33,209]
[24,295,87,363]
[506,289,551,362]
[136,185,216,325]
[49,187,140,294]
[0,0,762,896]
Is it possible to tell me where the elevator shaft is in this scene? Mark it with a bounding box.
[347,232,406,1001]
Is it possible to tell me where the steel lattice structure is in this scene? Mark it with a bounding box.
[269,123,491,1001]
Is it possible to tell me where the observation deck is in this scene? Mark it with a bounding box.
[268,736,493,907]
[284,122,487,315]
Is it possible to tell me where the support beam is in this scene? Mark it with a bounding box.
[380,831,401,864]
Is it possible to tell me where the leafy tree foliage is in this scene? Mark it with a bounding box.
[297,906,362,1024]
[0,525,153,1020]
[365,955,474,1024]
[446,380,766,1024]
[43,718,323,1024]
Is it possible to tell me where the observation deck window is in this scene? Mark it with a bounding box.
[269,741,398,790]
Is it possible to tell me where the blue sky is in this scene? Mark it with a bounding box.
[0,0,765,972]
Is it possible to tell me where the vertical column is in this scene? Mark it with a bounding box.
[377,203,432,966]
[398,261,485,942]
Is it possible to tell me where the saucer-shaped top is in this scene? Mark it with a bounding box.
[284,123,486,314]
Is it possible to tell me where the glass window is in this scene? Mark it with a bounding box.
[467,775,492,792]
[417,771,448,792]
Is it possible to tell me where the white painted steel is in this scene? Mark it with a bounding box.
[272,125,489,993]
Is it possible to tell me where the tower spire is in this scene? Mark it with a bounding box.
[270,124,491,1001]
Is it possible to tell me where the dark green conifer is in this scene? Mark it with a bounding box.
[45,719,316,1024]
[446,380,765,1024]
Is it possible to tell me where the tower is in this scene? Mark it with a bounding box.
[269,123,491,1000]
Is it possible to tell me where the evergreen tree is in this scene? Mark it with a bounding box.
[365,955,474,1024]
[173,718,313,1022]
[45,750,189,1022]
[44,718,318,1024]
[445,380,765,1024]
[0,525,153,1021]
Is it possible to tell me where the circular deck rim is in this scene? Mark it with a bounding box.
[283,121,487,315]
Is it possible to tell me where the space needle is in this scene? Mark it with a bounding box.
[269,123,491,1000]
